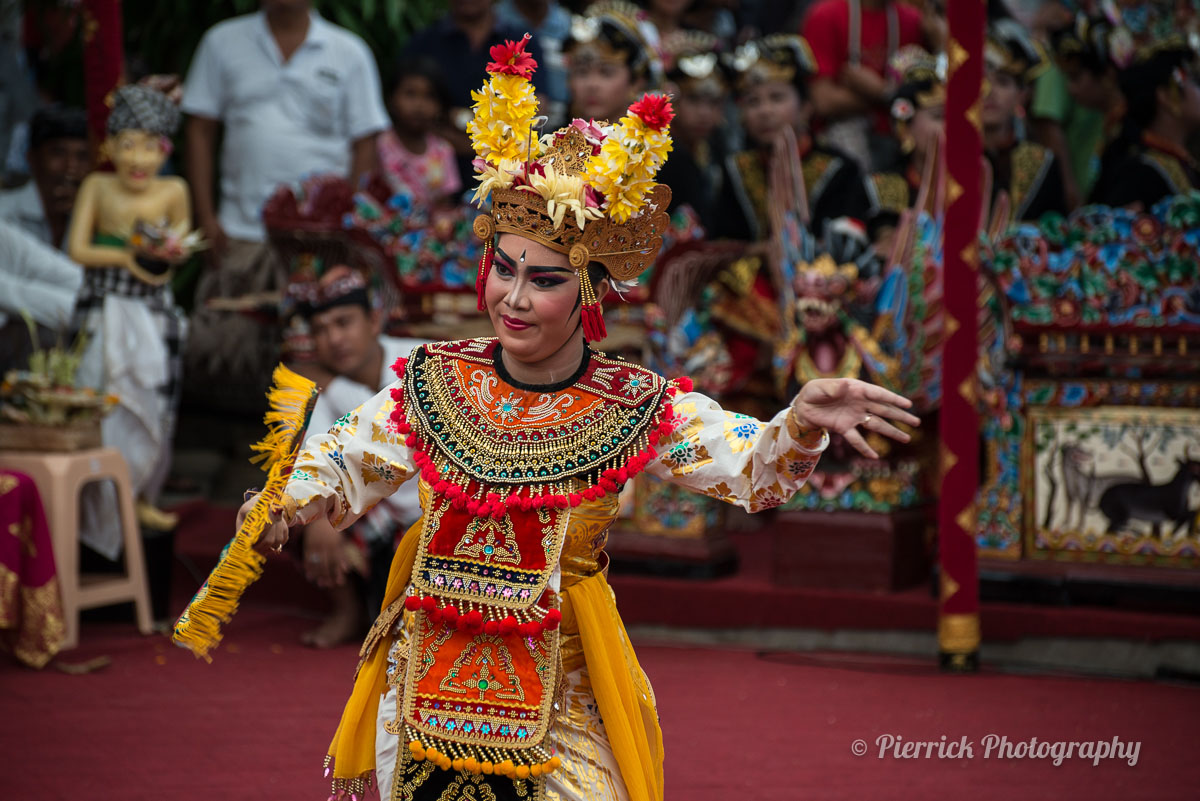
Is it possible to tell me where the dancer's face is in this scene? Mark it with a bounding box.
[486,234,589,364]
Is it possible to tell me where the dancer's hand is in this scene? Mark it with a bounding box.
[303,520,348,588]
[792,378,920,459]
[239,493,290,555]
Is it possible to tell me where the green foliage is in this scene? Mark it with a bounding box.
[37,0,443,90]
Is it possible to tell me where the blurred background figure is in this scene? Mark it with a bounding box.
[0,104,88,367]
[403,0,546,181]
[1047,10,1123,205]
[801,0,936,172]
[377,56,462,207]
[715,34,874,241]
[656,28,730,230]
[564,1,662,124]
[181,0,389,408]
[867,44,945,255]
[288,267,424,647]
[1089,6,1200,209]
[496,0,572,127]
[981,18,1067,222]
[0,105,88,249]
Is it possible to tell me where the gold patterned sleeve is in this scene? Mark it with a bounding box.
[282,380,417,530]
[644,391,829,513]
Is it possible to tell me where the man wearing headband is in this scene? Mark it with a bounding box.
[564,2,663,126]
[292,266,425,647]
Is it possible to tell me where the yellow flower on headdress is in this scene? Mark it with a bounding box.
[584,94,674,223]
[468,34,541,168]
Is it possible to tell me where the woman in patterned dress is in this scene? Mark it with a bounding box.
[243,34,919,801]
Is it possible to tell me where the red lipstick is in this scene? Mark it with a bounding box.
[501,314,531,331]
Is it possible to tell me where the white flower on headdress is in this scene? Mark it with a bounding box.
[679,52,718,79]
[571,15,601,43]
[471,158,524,206]
[517,163,604,230]
[891,97,915,121]
[731,42,760,73]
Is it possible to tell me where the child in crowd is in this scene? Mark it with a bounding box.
[565,1,661,124]
[713,34,874,241]
[377,56,462,208]
[981,19,1067,222]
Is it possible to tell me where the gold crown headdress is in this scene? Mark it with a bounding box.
[469,33,674,341]
[889,46,948,124]
[664,30,726,96]
[986,18,1048,84]
[726,34,816,92]
[567,0,662,84]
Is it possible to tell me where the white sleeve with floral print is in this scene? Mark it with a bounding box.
[645,391,829,513]
[283,380,417,529]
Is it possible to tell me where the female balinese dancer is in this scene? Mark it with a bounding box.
[244,35,918,801]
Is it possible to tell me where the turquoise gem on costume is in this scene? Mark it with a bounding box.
[484,545,495,555]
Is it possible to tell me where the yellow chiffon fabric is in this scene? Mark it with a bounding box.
[326,520,664,801]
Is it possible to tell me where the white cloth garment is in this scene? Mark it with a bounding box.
[0,220,81,329]
[181,10,389,242]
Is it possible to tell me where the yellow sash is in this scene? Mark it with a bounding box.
[326,520,664,801]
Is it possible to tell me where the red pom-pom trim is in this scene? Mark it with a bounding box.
[404,596,421,612]
[387,367,688,514]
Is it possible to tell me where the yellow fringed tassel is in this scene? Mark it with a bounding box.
[172,364,318,661]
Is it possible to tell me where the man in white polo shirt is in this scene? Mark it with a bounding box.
[181,0,389,397]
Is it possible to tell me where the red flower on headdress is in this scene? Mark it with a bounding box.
[629,93,675,131]
[487,33,538,78]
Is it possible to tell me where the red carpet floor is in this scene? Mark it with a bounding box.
[3,604,1199,801]
[5,501,1198,800]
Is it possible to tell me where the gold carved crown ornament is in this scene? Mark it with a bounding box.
[467,33,674,341]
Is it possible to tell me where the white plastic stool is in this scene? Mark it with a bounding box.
[0,447,153,649]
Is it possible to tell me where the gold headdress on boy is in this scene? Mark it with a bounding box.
[469,33,673,341]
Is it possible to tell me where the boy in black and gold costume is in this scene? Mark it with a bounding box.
[712,34,874,241]
[1089,4,1200,209]
[982,19,1068,223]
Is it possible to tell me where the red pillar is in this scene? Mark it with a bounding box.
[81,0,125,149]
[937,0,984,672]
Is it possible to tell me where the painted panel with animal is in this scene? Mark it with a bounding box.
[1024,406,1200,568]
